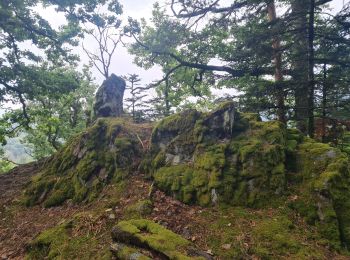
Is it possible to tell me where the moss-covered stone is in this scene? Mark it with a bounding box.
[111,219,207,259]
[288,138,350,249]
[110,243,152,260]
[149,102,287,207]
[24,118,151,207]
[124,200,153,219]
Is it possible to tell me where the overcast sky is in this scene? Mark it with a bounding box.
[38,0,349,89]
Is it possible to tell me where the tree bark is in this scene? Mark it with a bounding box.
[322,63,327,142]
[267,0,286,123]
[308,0,316,137]
[164,77,171,116]
[291,0,310,134]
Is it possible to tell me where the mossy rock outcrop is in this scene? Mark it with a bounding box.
[22,101,350,251]
[148,102,350,249]
[111,219,211,259]
[287,134,350,250]
[148,102,287,207]
[24,118,151,207]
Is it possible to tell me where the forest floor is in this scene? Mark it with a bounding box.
[0,163,205,259]
[1,162,350,259]
[0,162,81,259]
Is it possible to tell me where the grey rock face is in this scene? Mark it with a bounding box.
[203,102,235,140]
[94,74,126,118]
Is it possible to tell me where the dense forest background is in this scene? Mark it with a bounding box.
[0,0,349,173]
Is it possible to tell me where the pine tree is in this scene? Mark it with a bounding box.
[124,74,148,122]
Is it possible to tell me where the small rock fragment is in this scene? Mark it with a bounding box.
[222,244,232,250]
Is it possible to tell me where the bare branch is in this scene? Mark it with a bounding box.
[171,0,248,18]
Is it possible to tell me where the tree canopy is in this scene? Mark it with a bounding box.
[0,0,349,168]
[128,0,350,136]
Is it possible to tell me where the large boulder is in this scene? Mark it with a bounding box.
[94,74,126,118]
[147,102,286,207]
[287,131,350,250]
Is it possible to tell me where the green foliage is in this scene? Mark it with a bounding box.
[0,0,108,160]
[24,67,96,159]
[123,74,150,122]
[0,66,96,160]
[128,0,350,132]
[0,148,15,174]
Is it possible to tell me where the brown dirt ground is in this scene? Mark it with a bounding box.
[0,161,206,260]
[0,162,83,259]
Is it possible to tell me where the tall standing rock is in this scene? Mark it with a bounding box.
[94,74,126,118]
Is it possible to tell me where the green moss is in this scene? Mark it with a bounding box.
[199,206,324,259]
[250,216,324,259]
[152,151,166,169]
[111,243,152,260]
[124,200,153,219]
[43,180,74,208]
[26,222,70,259]
[24,118,148,207]
[239,112,261,122]
[292,138,350,249]
[113,219,204,260]
[24,177,56,207]
[150,105,287,207]
[287,128,304,143]
[153,109,201,134]
[26,219,111,260]
[286,139,298,152]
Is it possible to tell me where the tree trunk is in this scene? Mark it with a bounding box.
[308,0,316,137]
[291,0,309,134]
[131,80,136,120]
[164,78,171,116]
[322,63,327,142]
[267,0,286,123]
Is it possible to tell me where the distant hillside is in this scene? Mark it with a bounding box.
[3,137,33,164]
